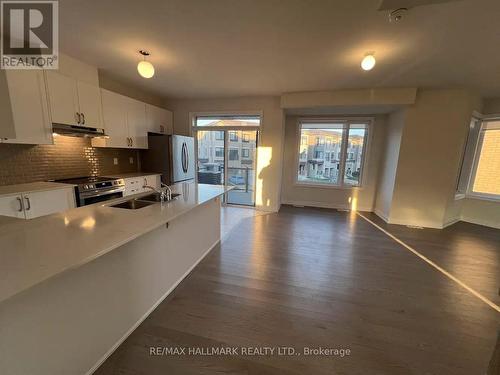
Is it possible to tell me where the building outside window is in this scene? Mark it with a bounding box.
[296,120,369,186]
[242,148,250,158]
[242,133,250,142]
[215,147,224,158]
[215,131,224,140]
[229,131,238,141]
[229,148,239,160]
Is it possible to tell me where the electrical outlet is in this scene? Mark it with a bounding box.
[129,157,134,164]
[113,158,118,165]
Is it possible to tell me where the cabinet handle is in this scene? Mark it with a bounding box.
[81,113,85,125]
[16,197,23,212]
[128,137,131,146]
[24,196,31,211]
[131,138,133,147]
[160,125,165,133]
[76,112,81,124]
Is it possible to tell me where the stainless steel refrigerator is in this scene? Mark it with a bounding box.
[140,134,195,185]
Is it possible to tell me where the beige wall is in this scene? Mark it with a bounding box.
[167,96,284,212]
[387,89,482,228]
[482,97,500,115]
[280,114,386,211]
[374,109,405,220]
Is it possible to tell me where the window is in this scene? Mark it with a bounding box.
[195,115,261,127]
[467,119,500,199]
[314,151,324,159]
[242,148,250,158]
[296,120,369,187]
[229,149,239,160]
[215,147,224,158]
[229,131,238,141]
[242,133,250,142]
[301,136,308,145]
[215,131,224,140]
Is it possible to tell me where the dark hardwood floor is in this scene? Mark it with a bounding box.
[95,206,500,375]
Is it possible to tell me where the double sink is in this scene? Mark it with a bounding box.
[110,192,181,210]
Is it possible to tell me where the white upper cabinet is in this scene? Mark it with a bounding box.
[1,70,52,144]
[92,90,148,149]
[127,98,148,149]
[92,89,128,148]
[76,81,102,127]
[146,104,173,134]
[45,71,102,128]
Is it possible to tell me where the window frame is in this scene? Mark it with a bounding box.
[465,116,500,202]
[294,117,372,189]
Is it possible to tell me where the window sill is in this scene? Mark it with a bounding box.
[465,193,500,203]
[454,193,466,200]
[293,182,363,190]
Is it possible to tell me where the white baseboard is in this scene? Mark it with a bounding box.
[373,209,389,223]
[461,218,500,229]
[86,238,221,375]
[281,199,373,212]
[442,217,461,228]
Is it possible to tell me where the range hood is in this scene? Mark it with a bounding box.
[52,123,107,138]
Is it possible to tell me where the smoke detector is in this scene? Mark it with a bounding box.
[389,7,408,22]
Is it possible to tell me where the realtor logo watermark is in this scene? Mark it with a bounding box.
[1,0,58,69]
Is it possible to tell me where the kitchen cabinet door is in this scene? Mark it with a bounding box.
[2,70,52,145]
[146,104,173,134]
[127,98,148,149]
[22,188,76,219]
[0,71,16,139]
[92,89,129,148]
[0,195,26,219]
[77,81,102,128]
[45,71,79,126]
[123,177,143,196]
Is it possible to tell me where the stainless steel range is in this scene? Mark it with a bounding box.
[55,176,125,206]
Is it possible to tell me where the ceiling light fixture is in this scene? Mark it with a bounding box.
[137,50,155,79]
[361,53,376,71]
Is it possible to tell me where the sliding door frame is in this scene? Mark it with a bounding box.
[191,111,262,207]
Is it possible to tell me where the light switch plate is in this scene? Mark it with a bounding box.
[113,158,118,165]
[129,157,134,164]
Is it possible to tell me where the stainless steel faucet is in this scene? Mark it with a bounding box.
[142,184,171,203]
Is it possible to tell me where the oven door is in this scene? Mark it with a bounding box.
[78,187,124,206]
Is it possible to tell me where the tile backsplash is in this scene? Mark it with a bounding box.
[0,136,140,186]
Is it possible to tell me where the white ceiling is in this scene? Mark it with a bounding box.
[59,0,500,99]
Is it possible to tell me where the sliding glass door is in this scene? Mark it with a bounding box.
[226,130,258,205]
[194,115,260,207]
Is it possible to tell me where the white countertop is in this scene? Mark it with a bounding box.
[103,172,161,179]
[0,182,231,303]
[0,181,76,197]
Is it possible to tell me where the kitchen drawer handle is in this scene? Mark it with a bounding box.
[76,112,81,124]
[81,113,85,125]
[24,196,31,211]
[16,197,23,212]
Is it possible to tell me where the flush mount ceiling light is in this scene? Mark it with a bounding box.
[361,53,376,71]
[137,50,155,79]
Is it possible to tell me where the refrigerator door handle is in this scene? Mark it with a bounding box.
[181,142,188,173]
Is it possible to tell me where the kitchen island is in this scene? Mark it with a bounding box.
[0,182,231,375]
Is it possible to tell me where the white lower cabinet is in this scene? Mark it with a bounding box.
[123,175,161,197]
[0,188,76,219]
[0,195,26,219]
